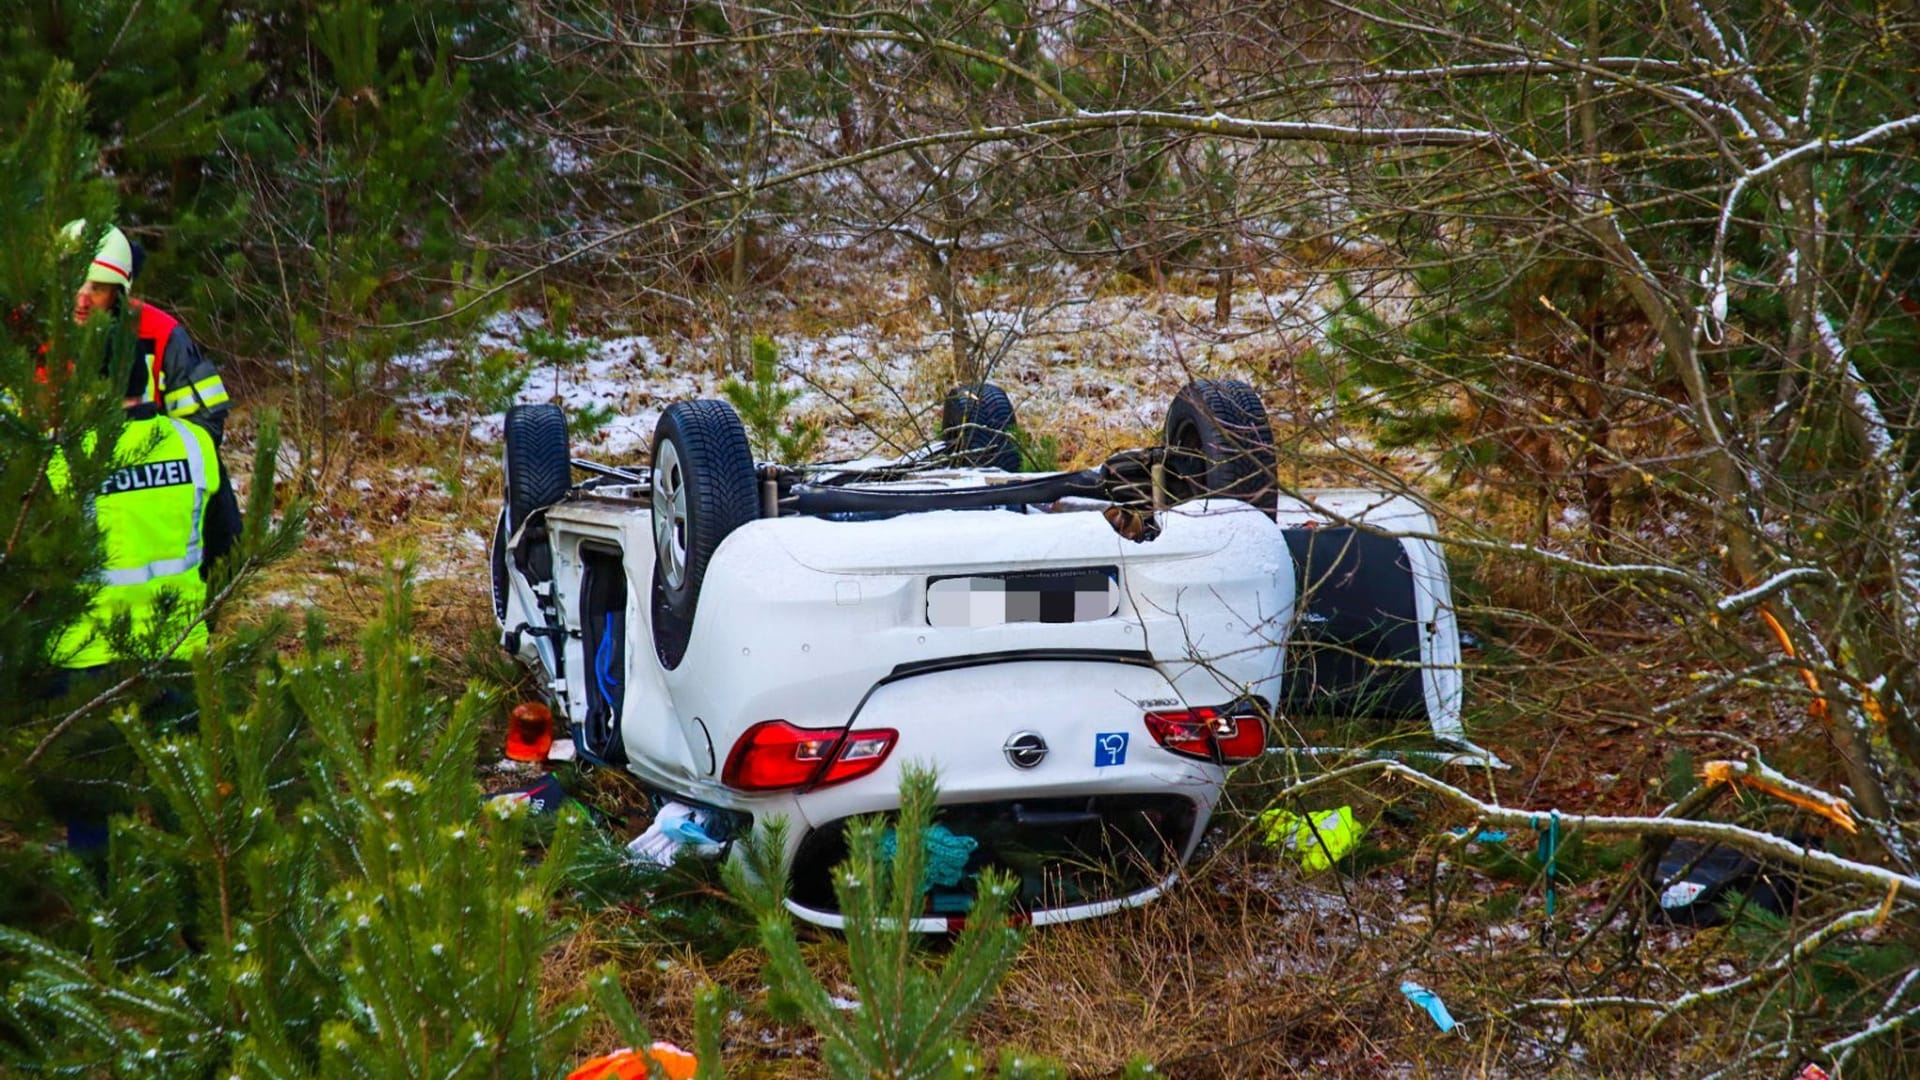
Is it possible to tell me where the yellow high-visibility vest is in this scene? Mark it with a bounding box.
[48,411,220,669]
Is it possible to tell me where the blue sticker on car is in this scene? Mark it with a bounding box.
[1094,732,1129,767]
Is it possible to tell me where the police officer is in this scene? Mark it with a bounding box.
[67,221,233,444]
[39,338,239,850]
[62,221,242,584]
[47,355,235,670]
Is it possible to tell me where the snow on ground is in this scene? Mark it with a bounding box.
[396,262,1345,466]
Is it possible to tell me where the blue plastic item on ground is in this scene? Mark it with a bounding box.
[1448,827,1508,843]
[1399,980,1458,1033]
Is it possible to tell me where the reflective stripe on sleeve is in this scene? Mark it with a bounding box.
[162,374,231,415]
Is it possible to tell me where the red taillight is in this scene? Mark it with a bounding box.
[722,720,899,792]
[1144,705,1266,765]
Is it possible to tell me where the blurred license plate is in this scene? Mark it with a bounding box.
[926,566,1119,627]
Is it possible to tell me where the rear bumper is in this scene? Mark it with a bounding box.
[786,876,1178,932]
[737,655,1229,928]
[783,792,1204,929]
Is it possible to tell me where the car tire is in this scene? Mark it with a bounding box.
[1162,379,1276,510]
[504,403,572,534]
[940,383,1022,471]
[651,400,758,668]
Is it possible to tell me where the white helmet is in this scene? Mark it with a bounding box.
[62,220,134,289]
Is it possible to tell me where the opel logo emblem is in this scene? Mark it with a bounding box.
[1004,731,1048,769]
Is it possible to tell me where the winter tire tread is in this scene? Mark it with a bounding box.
[940,383,1022,472]
[504,403,571,533]
[1162,378,1277,510]
[651,400,758,669]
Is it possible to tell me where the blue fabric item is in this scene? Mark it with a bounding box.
[1448,828,1509,843]
[659,814,719,845]
[595,617,620,706]
[1400,981,1457,1033]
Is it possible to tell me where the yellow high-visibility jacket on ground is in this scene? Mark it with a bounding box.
[49,403,221,669]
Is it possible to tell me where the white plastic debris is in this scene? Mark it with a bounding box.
[626,801,724,866]
[1660,881,1709,909]
[547,738,577,762]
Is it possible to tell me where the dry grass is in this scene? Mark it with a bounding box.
[977,859,1421,1076]
[222,398,504,670]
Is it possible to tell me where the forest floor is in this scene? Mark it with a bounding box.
[217,250,1829,1078]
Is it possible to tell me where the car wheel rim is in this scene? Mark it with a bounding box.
[653,438,688,590]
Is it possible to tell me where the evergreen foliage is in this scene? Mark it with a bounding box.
[0,0,559,372]
[0,67,124,713]
[725,766,1061,1080]
[0,69,236,832]
[0,568,594,1076]
[1011,426,1060,473]
[11,3,1918,1071]
[519,292,616,441]
[0,68,304,833]
[721,336,823,464]
[0,0,265,232]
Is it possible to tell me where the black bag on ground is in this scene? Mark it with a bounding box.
[1655,838,1808,926]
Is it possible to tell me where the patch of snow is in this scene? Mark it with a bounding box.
[379,256,1410,477]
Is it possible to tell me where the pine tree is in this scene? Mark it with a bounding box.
[0,68,131,813]
[0,0,264,230]
[720,336,823,465]
[0,567,595,1076]
[723,766,1065,1080]
[1,67,308,848]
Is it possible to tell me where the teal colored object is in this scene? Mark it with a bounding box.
[1448,828,1509,843]
[1532,811,1561,917]
[927,890,974,915]
[1399,981,1457,1033]
[660,815,718,846]
[879,824,979,890]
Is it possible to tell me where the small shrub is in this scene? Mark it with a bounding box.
[523,290,593,368]
[0,568,593,1075]
[724,766,1067,1079]
[1013,425,1060,471]
[722,336,824,464]
[569,401,619,442]
[461,344,537,415]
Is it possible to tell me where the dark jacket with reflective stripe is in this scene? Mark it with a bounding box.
[118,300,232,445]
[48,405,221,668]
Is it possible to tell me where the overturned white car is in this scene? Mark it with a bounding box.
[490,380,1473,929]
